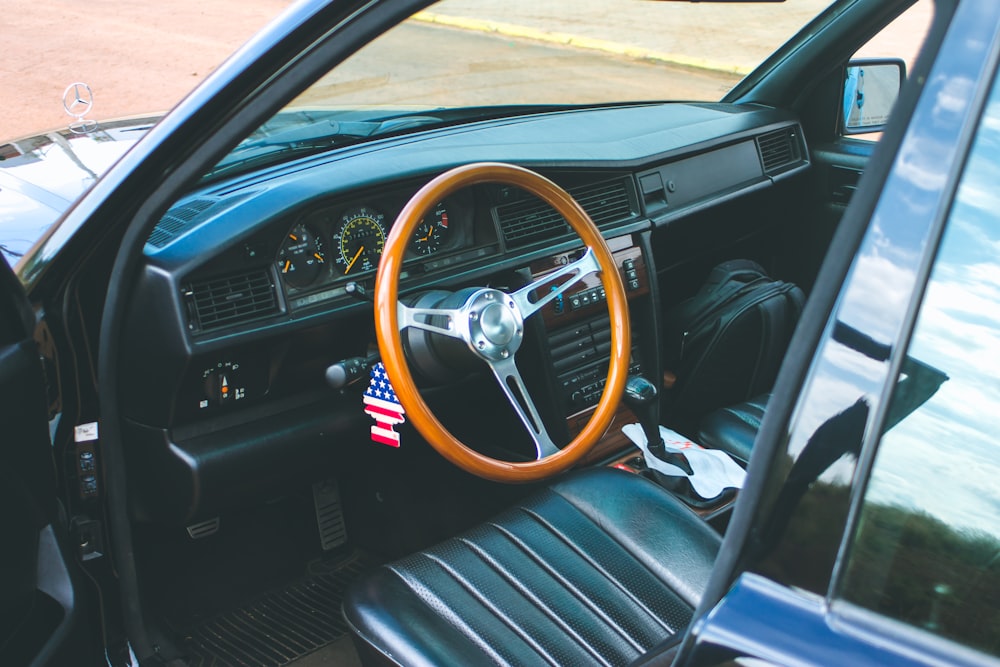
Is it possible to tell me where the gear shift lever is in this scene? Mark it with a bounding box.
[623,375,694,475]
[623,376,662,453]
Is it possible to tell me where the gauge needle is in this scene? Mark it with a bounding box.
[420,225,434,242]
[344,245,365,274]
[313,252,324,262]
[282,260,291,273]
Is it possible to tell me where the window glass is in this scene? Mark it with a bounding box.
[852,0,933,68]
[839,66,1000,656]
[208,0,841,181]
[294,0,837,111]
[844,0,934,140]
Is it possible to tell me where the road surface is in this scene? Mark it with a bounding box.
[2,0,290,140]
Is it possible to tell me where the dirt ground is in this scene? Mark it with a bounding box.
[2,0,292,141]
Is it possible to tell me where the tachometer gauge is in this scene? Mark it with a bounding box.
[410,202,451,256]
[276,223,325,288]
[335,206,386,275]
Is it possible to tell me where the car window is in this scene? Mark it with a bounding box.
[208,0,837,179]
[297,0,839,109]
[838,66,1000,656]
[843,0,934,141]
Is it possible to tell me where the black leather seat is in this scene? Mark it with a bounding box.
[343,468,721,666]
[696,393,769,466]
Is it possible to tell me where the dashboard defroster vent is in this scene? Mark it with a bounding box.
[186,270,279,332]
[148,199,216,248]
[497,178,633,248]
[756,127,802,175]
[149,190,260,248]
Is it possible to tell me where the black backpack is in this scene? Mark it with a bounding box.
[662,259,804,435]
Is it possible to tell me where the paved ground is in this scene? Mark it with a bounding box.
[3,0,931,143]
[2,0,291,140]
[298,21,741,109]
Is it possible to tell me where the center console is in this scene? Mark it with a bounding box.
[529,233,656,462]
[530,232,737,531]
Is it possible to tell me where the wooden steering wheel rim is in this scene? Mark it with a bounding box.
[375,163,631,483]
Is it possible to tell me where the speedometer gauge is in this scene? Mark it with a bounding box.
[335,207,386,275]
[410,202,450,256]
[276,223,325,288]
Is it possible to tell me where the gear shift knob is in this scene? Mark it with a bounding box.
[622,376,663,453]
[622,375,694,475]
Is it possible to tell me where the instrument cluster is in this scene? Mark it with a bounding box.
[274,193,468,294]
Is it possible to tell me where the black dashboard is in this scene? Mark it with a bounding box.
[118,101,808,523]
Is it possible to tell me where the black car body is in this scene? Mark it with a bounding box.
[2,0,998,665]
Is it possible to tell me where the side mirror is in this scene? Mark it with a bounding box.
[842,58,906,135]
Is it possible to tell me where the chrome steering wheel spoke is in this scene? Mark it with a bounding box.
[487,355,561,459]
[397,302,466,339]
[401,287,560,459]
[512,247,601,320]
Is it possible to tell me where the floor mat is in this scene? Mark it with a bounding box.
[175,553,372,667]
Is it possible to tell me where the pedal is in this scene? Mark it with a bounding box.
[313,479,348,551]
[186,517,220,539]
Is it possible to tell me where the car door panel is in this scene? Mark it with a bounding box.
[0,257,93,666]
[679,0,1000,663]
[792,140,873,290]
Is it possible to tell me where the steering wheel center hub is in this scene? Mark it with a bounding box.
[480,303,515,344]
[465,289,523,360]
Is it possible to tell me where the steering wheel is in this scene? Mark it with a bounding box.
[374,163,630,483]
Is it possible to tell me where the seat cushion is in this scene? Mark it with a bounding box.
[343,468,721,667]
[696,393,770,466]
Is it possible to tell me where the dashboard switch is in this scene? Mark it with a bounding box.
[202,361,249,408]
[80,475,98,499]
[551,285,565,314]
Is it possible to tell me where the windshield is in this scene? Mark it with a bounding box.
[3,0,840,272]
[305,0,836,106]
[216,0,836,176]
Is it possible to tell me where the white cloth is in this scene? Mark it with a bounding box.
[621,423,746,499]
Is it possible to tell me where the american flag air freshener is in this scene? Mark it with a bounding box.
[363,362,406,447]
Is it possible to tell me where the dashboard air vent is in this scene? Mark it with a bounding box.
[186,270,279,332]
[497,178,632,249]
[148,199,216,248]
[757,127,802,175]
